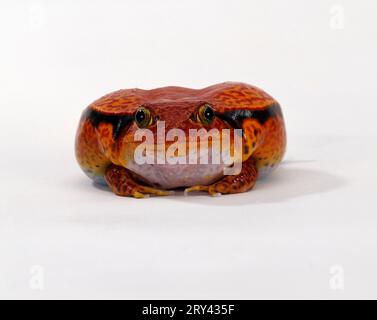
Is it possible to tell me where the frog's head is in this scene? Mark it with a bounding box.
[114,100,239,189]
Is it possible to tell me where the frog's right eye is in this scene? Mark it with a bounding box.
[197,104,215,126]
[135,107,153,128]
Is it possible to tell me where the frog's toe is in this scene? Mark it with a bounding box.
[132,191,150,199]
[184,185,221,197]
[185,186,209,193]
[114,185,169,199]
[135,186,174,198]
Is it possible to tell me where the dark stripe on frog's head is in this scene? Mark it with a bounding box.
[83,108,134,140]
[215,103,282,129]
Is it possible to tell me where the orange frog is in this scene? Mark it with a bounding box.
[75,82,286,198]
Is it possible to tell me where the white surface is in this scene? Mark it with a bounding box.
[0,0,376,299]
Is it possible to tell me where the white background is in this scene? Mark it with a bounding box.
[0,0,376,299]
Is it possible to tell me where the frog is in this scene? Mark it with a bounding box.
[75,82,286,198]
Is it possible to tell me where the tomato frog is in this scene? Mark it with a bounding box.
[75,82,286,198]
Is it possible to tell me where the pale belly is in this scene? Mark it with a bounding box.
[125,161,229,189]
[125,145,234,189]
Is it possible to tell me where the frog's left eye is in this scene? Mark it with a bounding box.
[135,106,153,128]
[197,104,215,125]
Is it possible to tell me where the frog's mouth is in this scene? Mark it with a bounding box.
[123,143,234,189]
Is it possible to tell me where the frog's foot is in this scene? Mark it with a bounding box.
[184,185,221,197]
[105,164,173,198]
[184,157,258,197]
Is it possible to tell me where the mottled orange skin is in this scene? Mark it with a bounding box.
[75,82,286,197]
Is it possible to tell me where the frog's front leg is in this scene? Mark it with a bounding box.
[185,157,258,197]
[105,164,173,198]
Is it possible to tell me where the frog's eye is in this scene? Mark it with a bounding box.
[197,104,215,125]
[135,107,153,128]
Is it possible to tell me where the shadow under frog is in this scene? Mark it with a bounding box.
[167,163,346,206]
